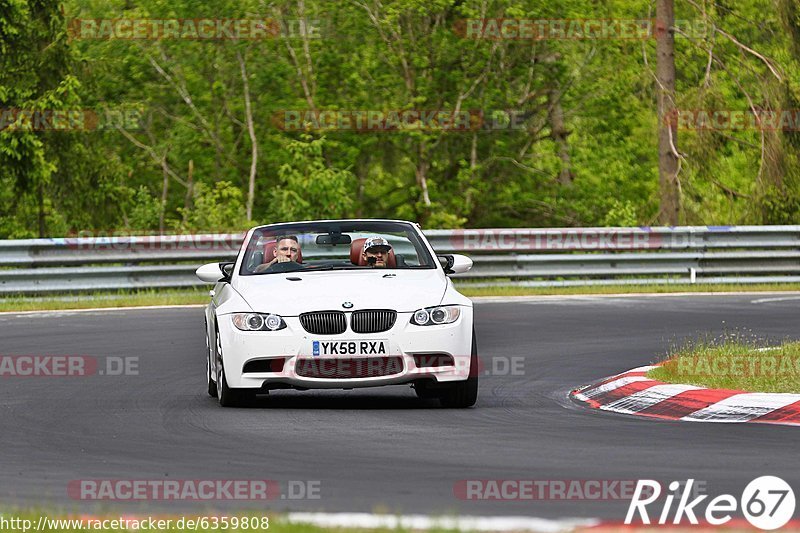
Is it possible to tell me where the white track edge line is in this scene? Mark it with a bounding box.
[0,304,206,316]
[470,291,800,302]
[2,291,797,315]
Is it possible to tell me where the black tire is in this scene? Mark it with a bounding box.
[439,329,479,408]
[413,381,440,400]
[206,323,217,398]
[217,364,253,407]
[215,331,252,407]
[207,356,218,398]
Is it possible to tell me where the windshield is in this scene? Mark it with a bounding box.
[238,221,436,275]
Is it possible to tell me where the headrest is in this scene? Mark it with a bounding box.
[350,238,366,265]
[350,237,396,267]
[264,239,302,263]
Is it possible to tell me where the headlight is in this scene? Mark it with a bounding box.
[410,305,461,326]
[231,313,287,331]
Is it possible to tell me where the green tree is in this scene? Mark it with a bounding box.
[270,135,355,221]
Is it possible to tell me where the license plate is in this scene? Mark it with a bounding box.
[312,339,388,357]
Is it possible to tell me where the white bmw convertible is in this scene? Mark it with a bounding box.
[196,219,478,408]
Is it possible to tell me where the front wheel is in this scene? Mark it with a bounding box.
[215,331,251,407]
[207,356,218,398]
[439,329,479,408]
[206,324,217,398]
[217,364,253,407]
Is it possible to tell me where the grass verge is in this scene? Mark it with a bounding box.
[0,283,799,313]
[648,338,800,393]
[0,289,208,312]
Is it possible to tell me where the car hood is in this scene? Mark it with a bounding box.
[232,269,447,315]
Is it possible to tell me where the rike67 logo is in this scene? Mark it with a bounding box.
[626,476,796,530]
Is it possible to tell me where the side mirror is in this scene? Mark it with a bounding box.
[220,262,234,281]
[449,254,473,274]
[196,262,234,283]
[437,254,473,275]
[437,255,454,272]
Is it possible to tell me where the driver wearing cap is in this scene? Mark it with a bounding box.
[362,237,392,267]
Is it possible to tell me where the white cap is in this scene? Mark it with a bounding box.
[363,236,392,252]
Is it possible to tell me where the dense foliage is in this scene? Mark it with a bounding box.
[1,0,798,236]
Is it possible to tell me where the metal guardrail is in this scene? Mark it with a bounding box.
[0,226,798,294]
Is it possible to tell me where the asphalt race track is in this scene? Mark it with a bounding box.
[1,294,799,521]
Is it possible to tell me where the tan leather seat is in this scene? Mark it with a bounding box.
[350,237,396,267]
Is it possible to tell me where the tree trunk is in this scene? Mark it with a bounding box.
[183,159,194,222]
[238,52,258,222]
[355,156,366,218]
[415,140,432,209]
[37,181,45,238]
[160,154,169,233]
[547,86,573,186]
[656,0,680,225]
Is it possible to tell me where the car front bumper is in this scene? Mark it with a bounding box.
[217,308,474,389]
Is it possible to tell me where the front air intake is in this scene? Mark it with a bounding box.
[295,357,404,378]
